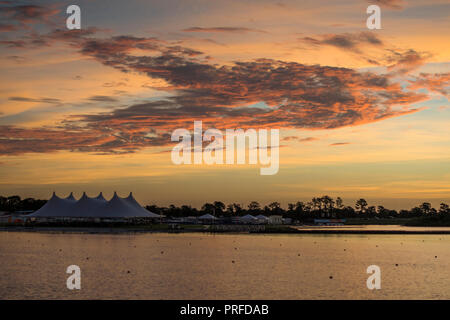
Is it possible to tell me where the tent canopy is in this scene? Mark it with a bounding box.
[198,214,216,220]
[240,214,257,220]
[30,192,159,218]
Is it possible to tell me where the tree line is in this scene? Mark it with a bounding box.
[1,195,449,220]
[0,196,47,213]
[145,196,450,220]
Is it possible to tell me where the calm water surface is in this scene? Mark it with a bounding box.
[0,231,449,299]
[295,225,450,232]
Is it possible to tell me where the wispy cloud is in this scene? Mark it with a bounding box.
[282,136,319,143]
[182,27,266,34]
[329,142,350,146]
[368,0,404,10]
[385,49,431,75]
[87,95,119,103]
[299,32,383,54]
[0,3,60,30]
[0,22,16,32]
[8,96,61,104]
[408,73,450,97]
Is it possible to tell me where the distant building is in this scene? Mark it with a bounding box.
[268,215,283,225]
[314,219,346,226]
[184,216,198,224]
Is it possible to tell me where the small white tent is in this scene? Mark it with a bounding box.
[241,214,257,220]
[255,214,269,224]
[239,214,258,224]
[198,214,216,220]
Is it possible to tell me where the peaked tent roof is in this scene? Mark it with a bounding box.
[240,214,257,220]
[95,192,106,201]
[29,192,75,218]
[198,214,216,220]
[30,192,160,218]
[66,192,106,217]
[65,192,76,201]
[105,192,161,218]
[124,192,161,218]
[255,214,269,219]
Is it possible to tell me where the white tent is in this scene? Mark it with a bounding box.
[65,192,76,201]
[68,192,106,217]
[30,192,160,218]
[255,214,269,220]
[28,192,73,217]
[198,214,216,220]
[95,192,106,201]
[240,214,257,221]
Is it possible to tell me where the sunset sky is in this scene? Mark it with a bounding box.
[0,0,449,209]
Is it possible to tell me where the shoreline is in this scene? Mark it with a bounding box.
[2,226,450,235]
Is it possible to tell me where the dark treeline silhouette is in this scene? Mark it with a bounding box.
[0,196,46,213]
[1,195,449,221]
[145,196,450,220]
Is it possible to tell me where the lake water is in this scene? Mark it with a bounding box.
[0,231,449,299]
[294,225,450,232]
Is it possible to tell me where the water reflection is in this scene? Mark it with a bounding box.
[0,231,448,299]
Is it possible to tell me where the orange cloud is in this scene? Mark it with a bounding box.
[329,142,350,146]
[182,27,266,34]
[0,6,439,156]
[369,0,404,9]
[408,73,450,97]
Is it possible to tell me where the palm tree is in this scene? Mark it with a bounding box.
[248,201,261,212]
[6,195,21,212]
[213,201,225,215]
[439,203,449,214]
[232,203,243,215]
[226,204,234,215]
[287,203,295,213]
[335,197,344,209]
[268,201,281,213]
[201,203,215,214]
[419,202,432,215]
[320,195,335,217]
[311,197,320,211]
[355,199,368,214]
